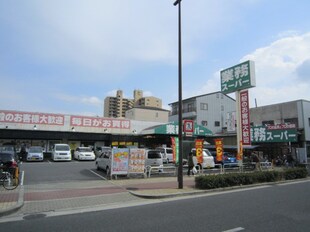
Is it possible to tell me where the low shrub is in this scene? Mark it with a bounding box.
[283,167,308,180]
[195,167,307,190]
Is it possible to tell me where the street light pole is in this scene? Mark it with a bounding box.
[174,0,183,189]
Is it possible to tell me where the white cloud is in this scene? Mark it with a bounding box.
[81,96,102,106]
[242,32,310,106]
[196,32,310,107]
[55,93,102,107]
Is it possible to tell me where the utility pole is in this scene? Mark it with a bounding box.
[174,0,183,189]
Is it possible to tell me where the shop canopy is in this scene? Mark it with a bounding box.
[141,122,213,137]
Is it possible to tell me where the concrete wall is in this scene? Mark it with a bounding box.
[250,101,298,126]
[126,108,169,123]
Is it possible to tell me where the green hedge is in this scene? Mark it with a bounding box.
[195,167,308,190]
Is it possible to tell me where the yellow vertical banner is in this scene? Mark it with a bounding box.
[237,141,243,160]
[214,138,223,162]
[195,139,204,164]
[171,137,179,164]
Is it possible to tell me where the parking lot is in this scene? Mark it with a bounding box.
[20,159,106,185]
[20,158,242,186]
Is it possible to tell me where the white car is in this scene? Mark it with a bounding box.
[95,148,112,174]
[191,148,215,168]
[94,146,112,158]
[26,146,44,162]
[74,147,95,161]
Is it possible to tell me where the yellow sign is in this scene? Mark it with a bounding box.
[237,141,243,160]
[195,139,204,164]
[215,138,223,162]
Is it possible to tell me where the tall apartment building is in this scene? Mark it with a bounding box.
[104,90,134,118]
[104,90,162,118]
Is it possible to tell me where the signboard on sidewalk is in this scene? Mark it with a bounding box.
[111,148,129,175]
[128,148,146,174]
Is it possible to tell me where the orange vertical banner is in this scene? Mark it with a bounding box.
[171,137,179,164]
[237,141,243,160]
[214,138,223,162]
[195,139,204,164]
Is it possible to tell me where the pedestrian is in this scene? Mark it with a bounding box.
[187,152,194,176]
[252,152,261,171]
[20,145,27,162]
[287,154,294,167]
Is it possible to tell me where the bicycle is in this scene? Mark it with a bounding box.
[0,164,19,190]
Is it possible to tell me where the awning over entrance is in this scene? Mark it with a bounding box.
[141,122,213,137]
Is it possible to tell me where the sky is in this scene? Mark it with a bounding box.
[1,0,310,116]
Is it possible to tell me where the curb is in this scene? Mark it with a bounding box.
[128,189,205,199]
[128,177,310,199]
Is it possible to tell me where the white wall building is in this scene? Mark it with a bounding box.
[169,92,236,135]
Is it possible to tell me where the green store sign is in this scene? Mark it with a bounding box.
[251,125,297,143]
[154,122,213,136]
[221,60,256,94]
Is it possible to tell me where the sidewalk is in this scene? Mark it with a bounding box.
[0,176,199,217]
[0,184,24,217]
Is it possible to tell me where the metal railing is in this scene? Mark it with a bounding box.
[145,165,177,178]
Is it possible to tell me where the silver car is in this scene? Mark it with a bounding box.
[27,146,44,162]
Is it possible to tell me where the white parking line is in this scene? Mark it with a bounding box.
[223,227,245,232]
[89,169,107,180]
[20,170,24,186]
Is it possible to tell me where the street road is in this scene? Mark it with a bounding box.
[1,178,309,232]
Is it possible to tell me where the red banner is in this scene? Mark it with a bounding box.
[240,90,251,145]
[70,115,130,129]
[195,139,204,164]
[0,110,64,125]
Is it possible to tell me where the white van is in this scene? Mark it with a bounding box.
[52,144,71,161]
[191,148,215,168]
[155,147,174,164]
[145,150,164,168]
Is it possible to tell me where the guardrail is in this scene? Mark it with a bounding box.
[260,161,272,169]
[144,161,274,178]
[194,164,224,174]
[222,163,240,173]
[145,165,177,178]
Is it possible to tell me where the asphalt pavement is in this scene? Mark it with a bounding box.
[1,169,309,219]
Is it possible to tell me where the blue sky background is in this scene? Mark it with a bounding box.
[1,0,310,116]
